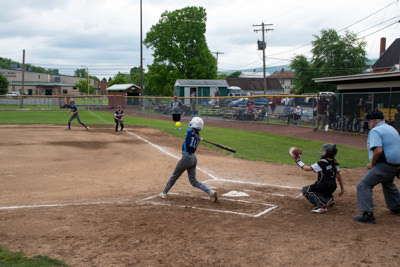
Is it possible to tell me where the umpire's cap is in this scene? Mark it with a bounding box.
[366,109,384,120]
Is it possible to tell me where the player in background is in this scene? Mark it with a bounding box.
[114,105,124,135]
[170,95,183,130]
[293,144,345,213]
[66,100,89,131]
[159,117,218,202]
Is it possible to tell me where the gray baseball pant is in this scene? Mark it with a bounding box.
[162,152,210,194]
[68,113,88,128]
[357,162,400,212]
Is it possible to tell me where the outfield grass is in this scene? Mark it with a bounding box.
[0,246,68,266]
[0,110,369,168]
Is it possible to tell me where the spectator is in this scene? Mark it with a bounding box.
[233,106,244,120]
[328,95,338,129]
[395,104,400,135]
[315,95,329,131]
[244,103,255,120]
[214,89,220,106]
[254,105,267,121]
[364,94,373,112]
[190,91,196,115]
[288,106,302,125]
[270,97,279,117]
[354,110,400,224]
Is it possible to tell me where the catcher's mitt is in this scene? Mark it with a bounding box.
[289,146,302,161]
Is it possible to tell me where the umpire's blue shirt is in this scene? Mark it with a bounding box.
[367,121,400,164]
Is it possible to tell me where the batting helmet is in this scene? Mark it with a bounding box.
[366,109,384,120]
[321,143,337,159]
[189,117,204,131]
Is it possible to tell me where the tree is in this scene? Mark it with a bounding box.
[129,67,141,86]
[0,73,9,95]
[228,71,242,78]
[290,28,368,93]
[74,68,88,78]
[108,72,129,87]
[144,6,217,95]
[75,79,95,94]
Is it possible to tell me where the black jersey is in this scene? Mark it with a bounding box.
[311,159,339,185]
[114,110,124,119]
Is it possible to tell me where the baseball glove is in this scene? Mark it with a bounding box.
[289,146,302,161]
[119,119,124,124]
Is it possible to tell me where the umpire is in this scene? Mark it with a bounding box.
[354,110,400,224]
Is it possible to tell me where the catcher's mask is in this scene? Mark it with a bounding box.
[321,143,337,159]
[189,117,204,131]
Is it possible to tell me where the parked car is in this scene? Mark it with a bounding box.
[305,92,335,106]
[220,91,247,107]
[229,97,269,107]
[281,96,307,106]
[5,92,20,96]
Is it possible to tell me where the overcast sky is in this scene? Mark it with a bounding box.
[1,0,399,79]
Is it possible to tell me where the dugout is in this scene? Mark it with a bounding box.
[314,71,400,122]
[107,84,142,108]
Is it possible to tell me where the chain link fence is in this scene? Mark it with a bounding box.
[1,92,399,134]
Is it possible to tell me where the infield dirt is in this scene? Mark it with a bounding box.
[0,124,399,266]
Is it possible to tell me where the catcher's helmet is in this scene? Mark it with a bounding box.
[321,143,337,158]
[189,117,204,131]
[366,109,384,120]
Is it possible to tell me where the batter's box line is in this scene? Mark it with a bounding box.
[137,193,278,217]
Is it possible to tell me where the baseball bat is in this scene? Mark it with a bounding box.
[201,139,236,153]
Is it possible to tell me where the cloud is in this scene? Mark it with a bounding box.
[0,0,398,79]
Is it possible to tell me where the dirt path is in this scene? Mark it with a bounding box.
[1,124,399,266]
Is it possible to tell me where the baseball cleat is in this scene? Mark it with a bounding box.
[326,197,335,207]
[209,190,218,203]
[115,132,119,135]
[311,207,327,214]
[354,213,376,224]
[159,192,167,199]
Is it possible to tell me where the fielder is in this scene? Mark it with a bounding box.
[66,100,89,131]
[114,105,124,135]
[290,144,344,213]
[170,95,183,130]
[159,117,218,202]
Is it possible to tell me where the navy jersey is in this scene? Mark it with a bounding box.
[311,159,339,185]
[182,128,200,154]
[114,110,124,118]
[70,104,78,112]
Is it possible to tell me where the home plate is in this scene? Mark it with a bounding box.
[222,190,249,197]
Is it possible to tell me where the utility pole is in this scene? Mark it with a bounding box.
[253,22,273,95]
[87,67,89,111]
[20,49,25,109]
[212,51,224,71]
[140,0,144,109]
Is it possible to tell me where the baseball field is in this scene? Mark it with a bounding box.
[1,110,399,266]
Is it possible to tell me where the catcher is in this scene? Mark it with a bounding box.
[114,105,125,135]
[289,144,345,213]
